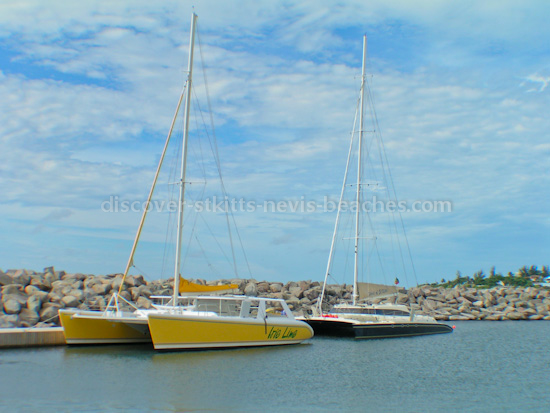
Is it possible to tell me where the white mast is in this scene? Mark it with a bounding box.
[173,13,198,304]
[353,35,367,306]
[318,36,368,313]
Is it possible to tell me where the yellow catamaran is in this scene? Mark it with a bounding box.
[60,13,313,349]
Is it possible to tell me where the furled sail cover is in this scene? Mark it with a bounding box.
[179,277,239,293]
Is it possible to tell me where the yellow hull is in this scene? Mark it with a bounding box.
[59,309,151,345]
[148,314,314,350]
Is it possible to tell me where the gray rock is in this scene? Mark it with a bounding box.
[0,313,19,327]
[0,269,13,286]
[2,284,24,295]
[88,296,106,311]
[71,280,83,290]
[244,282,258,297]
[129,286,142,302]
[62,273,87,282]
[256,282,270,293]
[506,311,527,320]
[29,276,50,291]
[2,292,28,306]
[423,299,438,311]
[396,293,409,304]
[449,315,471,321]
[47,292,64,304]
[92,283,111,295]
[68,289,84,301]
[120,291,132,302]
[44,271,59,287]
[12,269,31,286]
[461,293,478,303]
[25,284,46,296]
[303,288,320,301]
[40,305,61,323]
[269,283,283,293]
[19,308,40,327]
[136,296,153,309]
[111,276,126,291]
[288,286,303,298]
[299,281,311,291]
[4,299,22,314]
[61,295,80,308]
[27,295,43,313]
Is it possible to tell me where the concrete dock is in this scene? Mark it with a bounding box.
[0,327,66,348]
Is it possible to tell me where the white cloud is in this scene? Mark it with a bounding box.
[0,0,549,283]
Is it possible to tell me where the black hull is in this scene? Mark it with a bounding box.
[304,319,356,337]
[304,319,453,339]
[353,322,453,339]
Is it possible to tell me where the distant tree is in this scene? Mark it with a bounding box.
[489,266,496,277]
[542,266,550,277]
[441,278,446,284]
[473,270,485,281]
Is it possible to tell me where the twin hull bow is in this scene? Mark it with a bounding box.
[58,309,151,345]
[147,313,314,350]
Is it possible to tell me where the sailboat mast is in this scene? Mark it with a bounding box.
[173,13,198,304]
[353,35,367,306]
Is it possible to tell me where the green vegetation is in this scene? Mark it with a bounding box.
[427,265,550,289]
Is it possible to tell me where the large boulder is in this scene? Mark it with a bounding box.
[2,284,24,296]
[61,295,80,308]
[68,289,84,301]
[288,286,303,299]
[244,282,258,297]
[27,295,43,313]
[92,283,111,296]
[125,274,146,288]
[88,296,106,311]
[303,288,320,301]
[12,270,31,286]
[4,299,22,314]
[111,276,126,292]
[120,291,132,302]
[2,292,28,306]
[256,282,270,293]
[0,269,13,286]
[0,313,19,327]
[19,308,40,327]
[40,305,61,323]
[136,296,153,309]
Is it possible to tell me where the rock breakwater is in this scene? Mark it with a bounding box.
[1,267,549,328]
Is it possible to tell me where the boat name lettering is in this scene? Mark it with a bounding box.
[267,327,298,339]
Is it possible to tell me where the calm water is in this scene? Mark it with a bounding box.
[1,322,549,412]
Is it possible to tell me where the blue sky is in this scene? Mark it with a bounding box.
[0,0,548,286]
